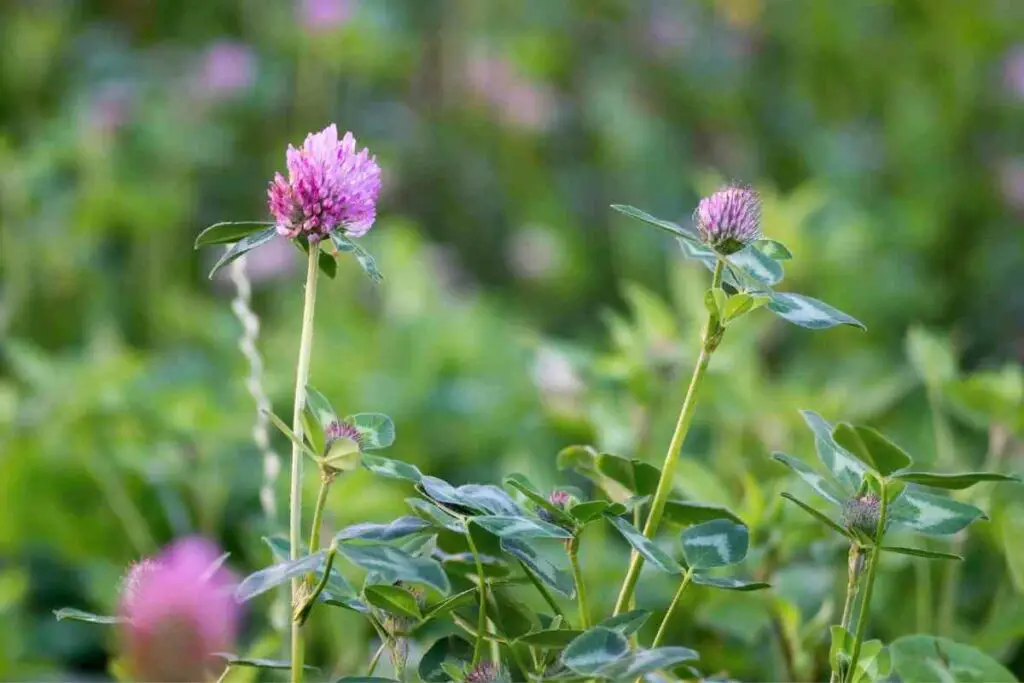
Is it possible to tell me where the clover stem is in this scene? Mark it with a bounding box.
[651,568,695,648]
[295,546,336,626]
[830,545,863,683]
[308,474,332,554]
[465,526,488,667]
[845,482,888,683]
[518,560,565,619]
[365,642,386,676]
[290,246,320,683]
[612,260,724,615]
[568,534,590,628]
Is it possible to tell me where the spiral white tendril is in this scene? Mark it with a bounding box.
[228,252,280,524]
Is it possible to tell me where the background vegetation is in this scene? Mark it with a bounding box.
[0,0,1021,680]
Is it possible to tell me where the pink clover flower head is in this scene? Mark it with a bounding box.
[268,124,381,242]
[119,537,239,683]
[694,184,762,255]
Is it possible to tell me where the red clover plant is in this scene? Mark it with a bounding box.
[53,125,1020,683]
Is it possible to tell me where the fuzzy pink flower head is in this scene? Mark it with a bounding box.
[268,124,381,242]
[119,537,239,683]
[694,184,762,255]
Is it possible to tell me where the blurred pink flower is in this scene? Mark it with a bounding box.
[298,0,355,32]
[999,157,1024,211]
[1003,45,1024,100]
[508,225,564,281]
[83,82,133,137]
[464,56,557,132]
[268,124,382,241]
[194,42,257,100]
[119,537,239,683]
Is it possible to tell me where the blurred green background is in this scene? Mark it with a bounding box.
[1,0,1022,680]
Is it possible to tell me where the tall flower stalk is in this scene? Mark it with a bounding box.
[288,245,319,681]
[611,186,762,615]
[264,124,380,683]
[612,261,723,615]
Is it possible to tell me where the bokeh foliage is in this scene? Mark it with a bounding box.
[0,0,1021,680]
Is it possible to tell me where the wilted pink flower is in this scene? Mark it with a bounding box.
[298,0,355,32]
[194,42,257,100]
[694,184,762,254]
[119,538,239,683]
[268,124,382,242]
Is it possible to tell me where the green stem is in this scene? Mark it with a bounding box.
[308,474,332,553]
[518,560,565,620]
[845,483,888,683]
[568,535,590,628]
[366,642,386,677]
[213,664,232,683]
[290,247,320,683]
[651,568,694,648]
[839,546,862,631]
[465,527,488,667]
[612,261,724,616]
[831,545,863,683]
[294,546,336,626]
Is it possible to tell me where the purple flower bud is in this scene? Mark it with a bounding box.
[693,185,762,255]
[119,538,239,683]
[842,494,883,538]
[267,124,382,243]
[465,661,511,683]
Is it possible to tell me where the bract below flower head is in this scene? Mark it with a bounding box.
[119,537,239,683]
[694,184,762,255]
[268,124,381,243]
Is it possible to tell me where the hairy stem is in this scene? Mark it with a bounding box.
[568,535,590,629]
[366,642,386,677]
[845,483,888,683]
[651,568,694,648]
[294,546,336,626]
[612,261,724,615]
[830,545,863,683]
[290,247,320,683]
[465,527,488,667]
[214,664,233,683]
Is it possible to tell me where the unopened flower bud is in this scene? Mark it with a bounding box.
[694,185,762,255]
[465,661,511,683]
[843,494,883,538]
[323,420,363,472]
[539,489,577,526]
